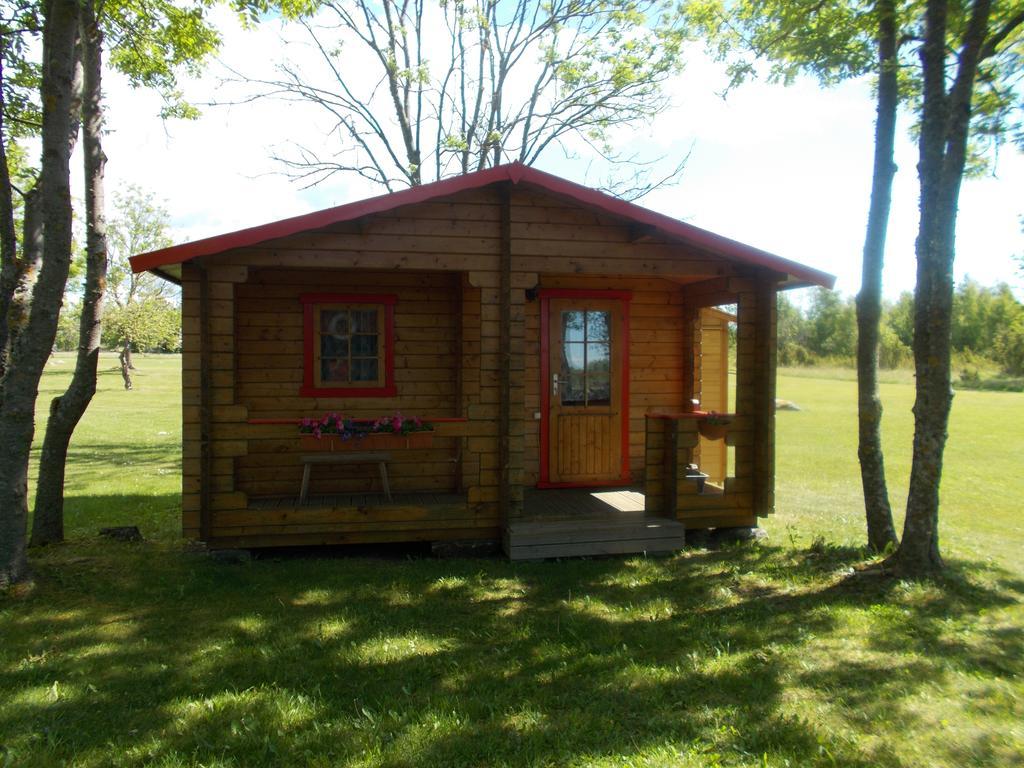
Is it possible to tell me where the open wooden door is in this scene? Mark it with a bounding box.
[697,307,733,485]
[540,291,631,487]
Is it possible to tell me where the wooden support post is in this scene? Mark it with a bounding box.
[498,183,512,526]
[198,264,213,541]
[453,272,464,492]
[682,306,698,409]
[663,418,678,518]
[752,280,777,516]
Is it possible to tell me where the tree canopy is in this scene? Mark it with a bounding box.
[226,0,690,195]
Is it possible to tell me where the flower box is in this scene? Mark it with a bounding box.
[300,432,434,452]
[299,411,435,452]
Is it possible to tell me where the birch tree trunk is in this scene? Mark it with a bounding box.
[0,0,79,586]
[32,0,107,547]
[856,0,899,553]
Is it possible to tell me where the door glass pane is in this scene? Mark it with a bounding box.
[586,342,610,374]
[561,374,585,405]
[559,308,617,407]
[561,342,586,405]
[561,342,585,375]
[587,373,611,405]
[562,311,585,343]
[586,311,610,342]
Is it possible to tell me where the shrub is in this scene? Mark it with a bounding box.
[54,304,81,351]
[878,325,911,369]
[995,315,1024,376]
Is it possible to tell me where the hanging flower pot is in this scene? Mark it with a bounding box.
[698,413,732,441]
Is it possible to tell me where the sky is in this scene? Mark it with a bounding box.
[92,8,1024,301]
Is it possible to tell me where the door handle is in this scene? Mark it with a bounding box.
[552,373,559,396]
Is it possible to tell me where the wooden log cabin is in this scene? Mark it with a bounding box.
[130,163,834,559]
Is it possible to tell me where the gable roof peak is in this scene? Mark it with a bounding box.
[129,162,834,289]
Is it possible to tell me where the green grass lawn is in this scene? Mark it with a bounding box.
[1,354,1021,767]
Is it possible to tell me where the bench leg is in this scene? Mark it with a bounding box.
[299,463,312,505]
[378,462,392,502]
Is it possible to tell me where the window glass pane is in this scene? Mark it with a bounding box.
[561,374,585,406]
[351,358,379,382]
[352,309,378,333]
[321,334,348,357]
[586,311,610,342]
[321,309,348,336]
[562,311,585,343]
[311,301,389,390]
[352,334,378,356]
[321,358,349,382]
[587,373,611,406]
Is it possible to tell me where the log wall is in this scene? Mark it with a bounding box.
[177,183,775,547]
[234,268,461,498]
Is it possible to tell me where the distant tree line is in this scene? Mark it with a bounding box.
[778,280,1024,377]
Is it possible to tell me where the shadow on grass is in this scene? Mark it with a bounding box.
[30,493,182,545]
[49,443,181,471]
[1,538,1021,767]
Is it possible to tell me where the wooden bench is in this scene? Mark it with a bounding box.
[299,452,392,505]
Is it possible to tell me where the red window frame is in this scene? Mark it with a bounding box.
[300,293,397,397]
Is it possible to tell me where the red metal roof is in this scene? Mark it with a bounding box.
[129,162,834,288]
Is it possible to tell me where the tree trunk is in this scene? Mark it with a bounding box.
[0,187,43,398]
[0,52,19,380]
[120,343,133,389]
[32,0,107,547]
[855,0,899,553]
[0,0,80,587]
[888,0,994,575]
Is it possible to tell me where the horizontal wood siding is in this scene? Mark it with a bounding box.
[181,262,250,539]
[234,268,460,499]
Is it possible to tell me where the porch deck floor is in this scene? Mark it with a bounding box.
[250,491,468,510]
[510,487,685,560]
[522,486,647,518]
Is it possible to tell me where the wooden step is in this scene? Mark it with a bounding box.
[505,515,685,560]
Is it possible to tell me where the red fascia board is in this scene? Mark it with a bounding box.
[129,162,835,289]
